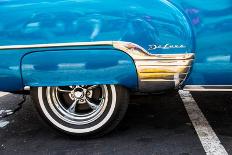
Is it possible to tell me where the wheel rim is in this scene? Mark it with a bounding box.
[46,85,109,125]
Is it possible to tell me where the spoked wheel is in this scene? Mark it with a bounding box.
[31,85,129,137]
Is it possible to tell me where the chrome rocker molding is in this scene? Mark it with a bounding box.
[183,85,232,91]
[0,41,194,92]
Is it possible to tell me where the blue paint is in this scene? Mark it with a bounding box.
[0,0,231,91]
[21,48,138,89]
[0,0,193,54]
[171,0,232,85]
[0,50,26,91]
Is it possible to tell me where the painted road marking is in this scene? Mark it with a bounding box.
[0,120,9,128]
[0,92,9,98]
[179,90,228,155]
[0,92,10,128]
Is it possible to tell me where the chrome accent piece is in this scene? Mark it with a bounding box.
[183,85,232,91]
[148,44,186,51]
[24,86,30,91]
[113,42,194,60]
[135,60,193,66]
[1,41,194,92]
[113,42,194,92]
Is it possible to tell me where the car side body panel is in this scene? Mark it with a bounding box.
[0,44,138,91]
[21,48,138,90]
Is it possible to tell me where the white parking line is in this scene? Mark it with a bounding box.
[0,92,10,128]
[0,120,9,128]
[179,90,228,155]
[0,92,9,98]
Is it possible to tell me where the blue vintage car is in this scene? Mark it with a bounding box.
[0,0,231,137]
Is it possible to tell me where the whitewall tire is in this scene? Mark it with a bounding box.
[31,85,129,137]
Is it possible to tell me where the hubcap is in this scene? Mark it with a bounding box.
[74,89,84,99]
[46,85,108,125]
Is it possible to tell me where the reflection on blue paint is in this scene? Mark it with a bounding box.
[172,0,232,85]
[0,0,193,54]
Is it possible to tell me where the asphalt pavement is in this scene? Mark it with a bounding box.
[0,91,232,155]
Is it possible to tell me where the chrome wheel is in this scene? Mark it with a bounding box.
[32,85,129,137]
[47,85,108,125]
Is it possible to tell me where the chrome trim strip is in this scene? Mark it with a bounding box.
[183,85,232,91]
[0,41,114,50]
[135,60,193,66]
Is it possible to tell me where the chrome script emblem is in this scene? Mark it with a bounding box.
[148,44,186,50]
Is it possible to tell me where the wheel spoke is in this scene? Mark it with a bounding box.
[72,85,84,89]
[87,85,98,90]
[57,87,72,93]
[86,99,99,110]
[68,99,79,113]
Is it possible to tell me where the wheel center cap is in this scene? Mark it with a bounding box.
[74,90,84,98]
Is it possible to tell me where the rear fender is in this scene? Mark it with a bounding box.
[21,46,138,90]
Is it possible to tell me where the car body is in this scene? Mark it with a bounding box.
[0,0,231,136]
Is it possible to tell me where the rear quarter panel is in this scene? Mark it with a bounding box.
[172,0,232,85]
